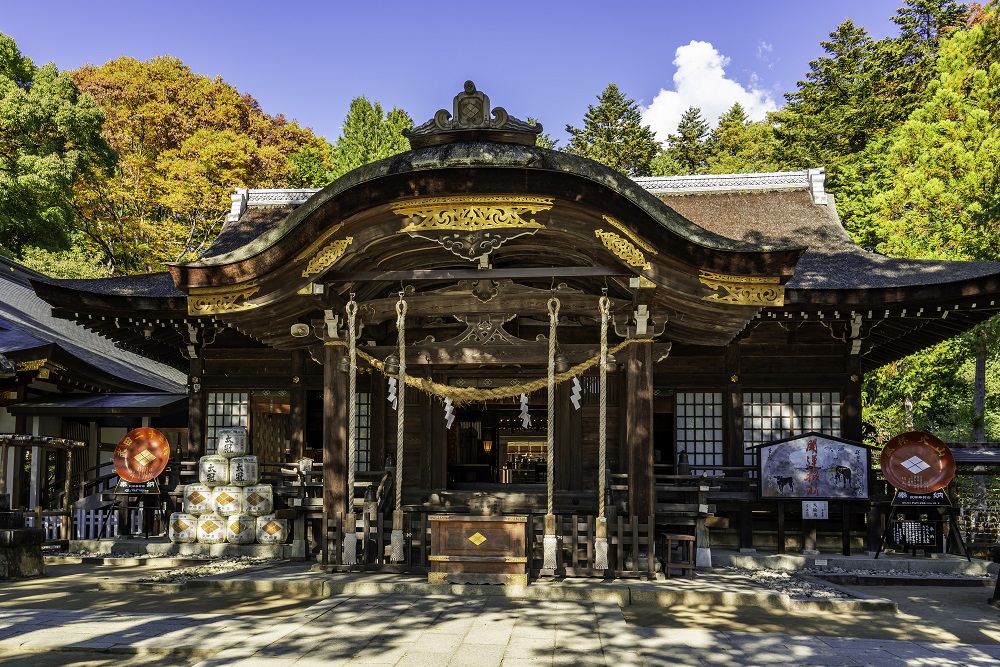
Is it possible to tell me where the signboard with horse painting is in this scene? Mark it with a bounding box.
[754,432,872,500]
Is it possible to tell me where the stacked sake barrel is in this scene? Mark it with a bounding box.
[169,426,286,545]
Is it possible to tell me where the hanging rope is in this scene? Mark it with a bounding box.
[543,297,560,571]
[595,294,611,570]
[395,296,407,514]
[599,294,609,522]
[391,294,407,562]
[343,297,358,565]
[325,337,654,404]
[546,297,559,517]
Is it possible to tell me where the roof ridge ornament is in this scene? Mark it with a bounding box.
[404,80,542,149]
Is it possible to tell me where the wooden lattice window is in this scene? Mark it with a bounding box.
[675,392,724,470]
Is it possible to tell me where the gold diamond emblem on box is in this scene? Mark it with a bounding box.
[217,492,234,505]
[134,449,156,466]
[200,520,220,533]
[171,519,190,532]
[229,519,246,533]
[246,492,264,507]
[187,491,206,504]
[262,521,281,535]
[468,532,487,546]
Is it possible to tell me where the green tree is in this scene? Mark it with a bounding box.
[71,56,330,273]
[330,97,412,179]
[0,32,113,257]
[564,83,660,177]
[701,104,783,175]
[18,241,111,279]
[663,106,711,174]
[528,117,556,149]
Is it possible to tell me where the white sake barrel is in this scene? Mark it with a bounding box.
[256,515,287,545]
[182,484,213,515]
[212,485,244,516]
[168,512,198,543]
[198,455,229,486]
[227,514,256,544]
[196,513,226,544]
[243,484,273,516]
[229,456,259,487]
[216,426,248,458]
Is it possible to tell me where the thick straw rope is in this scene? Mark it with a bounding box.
[546,298,559,517]
[595,295,610,569]
[325,338,653,404]
[343,298,358,565]
[599,295,609,521]
[390,296,407,562]
[395,297,406,513]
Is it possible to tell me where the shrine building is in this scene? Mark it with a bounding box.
[17,82,1000,570]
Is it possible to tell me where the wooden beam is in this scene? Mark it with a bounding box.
[322,266,634,282]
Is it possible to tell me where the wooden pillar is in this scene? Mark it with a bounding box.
[290,350,306,462]
[188,358,204,460]
[626,341,654,520]
[843,354,863,442]
[323,345,348,520]
[723,344,744,466]
[555,380,574,491]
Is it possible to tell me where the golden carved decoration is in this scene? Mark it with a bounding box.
[698,271,784,307]
[637,275,656,289]
[392,195,552,232]
[293,223,345,263]
[730,375,739,383]
[602,215,656,255]
[851,374,859,382]
[15,359,47,372]
[594,229,650,269]
[302,237,353,277]
[187,283,260,316]
[468,532,487,546]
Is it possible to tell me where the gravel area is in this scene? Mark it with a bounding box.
[723,567,853,599]
[134,556,280,584]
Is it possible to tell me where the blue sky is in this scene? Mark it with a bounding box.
[4,1,900,146]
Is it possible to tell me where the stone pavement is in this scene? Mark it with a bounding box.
[0,557,998,666]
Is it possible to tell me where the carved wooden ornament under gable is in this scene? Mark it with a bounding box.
[698,271,784,307]
[187,283,260,316]
[392,195,552,263]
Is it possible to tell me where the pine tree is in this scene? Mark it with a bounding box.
[564,83,660,177]
[703,104,782,174]
[664,107,711,174]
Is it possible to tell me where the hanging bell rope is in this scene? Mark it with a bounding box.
[543,297,560,571]
[390,294,407,563]
[343,296,359,565]
[595,294,611,570]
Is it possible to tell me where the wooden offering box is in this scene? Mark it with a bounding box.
[428,515,528,585]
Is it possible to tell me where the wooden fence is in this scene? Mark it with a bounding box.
[321,511,658,578]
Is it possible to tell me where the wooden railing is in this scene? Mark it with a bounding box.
[321,509,657,578]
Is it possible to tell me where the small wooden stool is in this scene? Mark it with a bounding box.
[661,533,696,579]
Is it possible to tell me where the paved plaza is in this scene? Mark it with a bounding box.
[0,559,998,666]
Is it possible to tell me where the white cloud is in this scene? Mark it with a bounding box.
[641,41,778,146]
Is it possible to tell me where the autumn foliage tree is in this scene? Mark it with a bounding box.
[71,56,332,274]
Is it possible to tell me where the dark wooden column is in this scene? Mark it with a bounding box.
[290,350,306,462]
[843,354,863,441]
[626,341,654,520]
[723,343,744,466]
[323,345,348,520]
[188,358,204,459]
[555,380,575,491]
